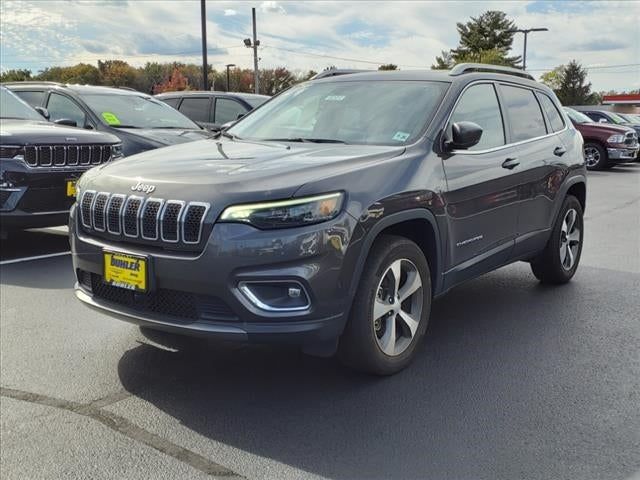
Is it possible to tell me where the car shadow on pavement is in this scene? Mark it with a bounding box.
[116,264,640,480]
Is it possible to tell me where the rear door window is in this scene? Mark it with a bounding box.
[177,97,211,123]
[161,97,181,108]
[537,93,565,132]
[14,90,45,107]
[214,98,247,124]
[46,93,87,127]
[449,83,505,151]
[500,85,547,142]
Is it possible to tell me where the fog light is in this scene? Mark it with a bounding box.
[239,281,310,312]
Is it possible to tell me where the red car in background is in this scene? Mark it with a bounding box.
[564,107,639,170]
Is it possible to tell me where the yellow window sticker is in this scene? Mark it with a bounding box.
[102,112,121,125]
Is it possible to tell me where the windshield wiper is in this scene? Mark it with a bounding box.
[219,131,240,140]
[110,125,142,129]
[150,126,189,129]
[260,137,347,144]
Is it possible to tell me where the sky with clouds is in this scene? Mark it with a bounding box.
[1,0,638,92]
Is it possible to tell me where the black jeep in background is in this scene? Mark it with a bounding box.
[155,91,269,132]
[0,87,121,234]
[4,82,214,156]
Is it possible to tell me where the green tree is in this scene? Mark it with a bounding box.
[540,65,566,90]
[452,11,521,67]
[0,69,33,82]
[431,51,454,70]
[97,60,138,87]
[378,64,398,71]
[554,60,597,105]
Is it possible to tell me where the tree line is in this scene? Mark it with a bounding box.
[2,10,635,104]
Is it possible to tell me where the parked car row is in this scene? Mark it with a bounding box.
[1,82,269,235]
[564,107,639,170]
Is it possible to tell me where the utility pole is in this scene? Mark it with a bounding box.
[507,27,548,71]
[200,0,208,90]
[226,63,235,92]
[244,8,260,94]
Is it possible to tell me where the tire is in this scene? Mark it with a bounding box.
[584,142,608,170]
[338,235,431,375]
[531,195,584,284]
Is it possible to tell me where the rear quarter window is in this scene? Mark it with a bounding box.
[14,90,45,107]
[537,93,565,133]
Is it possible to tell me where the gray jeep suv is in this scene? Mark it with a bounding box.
[70,64,587,375]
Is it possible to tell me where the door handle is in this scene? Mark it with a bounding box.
[502,157,520,170]
[553,146,567,156]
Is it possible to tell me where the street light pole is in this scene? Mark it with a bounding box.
[507,27,548,71]
[243,8,260,94]
[200,0,208,90]
[226,63,236,92]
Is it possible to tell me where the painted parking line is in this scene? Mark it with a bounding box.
[0,251,71,266]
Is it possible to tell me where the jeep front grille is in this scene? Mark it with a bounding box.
[80,191,210,247]
[24,144,114,167]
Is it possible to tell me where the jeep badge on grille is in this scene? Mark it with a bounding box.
[131,182,156,194]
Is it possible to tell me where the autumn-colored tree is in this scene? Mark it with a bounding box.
[153,68,189,93]
[98,60,139,87]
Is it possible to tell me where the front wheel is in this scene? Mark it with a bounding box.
[338,235,431,375]
[531,195,584,284]
[584,142,609,170]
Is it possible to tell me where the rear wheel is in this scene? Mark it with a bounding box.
[531,195,584,284]
[339,235,431,375]
[584,142,608,170]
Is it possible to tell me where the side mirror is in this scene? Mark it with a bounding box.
[598,118,608,123]
[34,107,49,120]
[444,121,483,151]
[54,118,78,127]
[236,112,245,120]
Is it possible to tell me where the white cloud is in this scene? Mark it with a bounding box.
[1,1,638,92]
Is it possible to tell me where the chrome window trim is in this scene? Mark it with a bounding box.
[181,202,210,245]
[160,200,185,243]
[140,197,165,241]
[443,79,569,156]
[122,195,143,238]
[80,190,96,229]
[92,191,110,232]
[106,193,126,235]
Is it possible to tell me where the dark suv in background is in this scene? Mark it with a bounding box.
[0,87,121,234]
[155,91,269,132]
[70,64,586,375]
[4,82,214,156]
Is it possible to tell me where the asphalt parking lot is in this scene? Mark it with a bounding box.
[1,164,639,480]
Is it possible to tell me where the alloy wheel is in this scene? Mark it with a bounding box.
[372,259,423,356]
[560,208,581,270]
[584,146,600,168]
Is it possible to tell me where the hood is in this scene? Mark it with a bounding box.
[0,119,120,145]
[114,127,214,146]
[81,138,405,206]
[573,121,635,136]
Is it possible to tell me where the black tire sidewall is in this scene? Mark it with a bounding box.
[339,235,432,375]
[584,142,608,170]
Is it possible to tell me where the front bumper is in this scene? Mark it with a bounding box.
[607,146,639,161]
[70,205,364,346]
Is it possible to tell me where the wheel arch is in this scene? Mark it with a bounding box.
[348,209,444,301]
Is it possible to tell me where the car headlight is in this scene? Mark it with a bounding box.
[607,134,625,144]
[219,192,344,229]
[111,143,124,160]
[0,146,23,159]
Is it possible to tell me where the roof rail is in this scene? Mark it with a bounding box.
[310,69,372,80]
[449,63,535,81]
[116,86,138,91]
[1,81,65,86]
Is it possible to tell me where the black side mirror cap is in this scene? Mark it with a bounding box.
[34,107,49,120]
[444,121,483,151]
[54,118,78,127]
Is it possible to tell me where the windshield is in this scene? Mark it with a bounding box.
[243,96,269,108]
[229,80,449,145]
[564,107,594,124]
[79,93,199,129]
[606,111,628,124]
[0,87,44,121]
